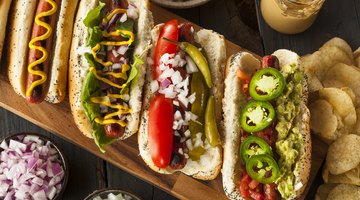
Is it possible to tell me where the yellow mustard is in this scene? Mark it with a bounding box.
[26,0,57,97]
[90,8,135,128]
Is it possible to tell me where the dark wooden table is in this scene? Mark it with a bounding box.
[0,0,358,199]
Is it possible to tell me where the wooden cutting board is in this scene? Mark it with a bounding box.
[0,3,327,199]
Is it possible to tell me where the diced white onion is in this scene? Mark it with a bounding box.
[185,56,198,74]
[159,68,175,81]
[188,92,196,104]
[178,148,184,155]
[177,94,189,108]
[174,111,182,121]
[173,100,179,107]
[184,130,191,138]
[171,71,183,85]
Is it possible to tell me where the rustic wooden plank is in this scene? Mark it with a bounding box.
[255,0,360,55]
[0,108,105,199]
[0,3,243,198]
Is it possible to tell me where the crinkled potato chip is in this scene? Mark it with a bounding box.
[315,183,338,200]
[323,164,360,186]
[301,45,352,93]
[341,87,356,105]
[318,87,356,127]
[309,100,339,142]
[322,37,354,63]
[322,63,360,107]
[326,134,360,175]
[354,108,360,136]
[327,184,360,200]
[354,47,360,68]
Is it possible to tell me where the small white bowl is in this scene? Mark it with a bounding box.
[152,0,211,9]
[84,189,141,200]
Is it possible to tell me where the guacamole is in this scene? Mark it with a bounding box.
[274,63,304,198]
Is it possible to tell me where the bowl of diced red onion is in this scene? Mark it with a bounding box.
[84,188,141,200]
[0,133,68,200]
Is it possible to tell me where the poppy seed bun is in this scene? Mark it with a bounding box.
[138,24,226,180]
[68,0,153,139]
[222,50,311,199]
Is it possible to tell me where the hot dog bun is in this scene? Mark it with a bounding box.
[69,0,153,142]
[7,0,78,103]
[0,0,12,61]
[138,24,226,180]
[222,50,311,199]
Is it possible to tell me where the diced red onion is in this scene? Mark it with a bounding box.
[119,13,128,23]
[161,79,171,89]
[117,45,129,55]
[127,4,138,20]
[107,13,120,30]
[112,63,122,70]
[112,49,120,58]
[0,135,65,199]
[32,190,46,200]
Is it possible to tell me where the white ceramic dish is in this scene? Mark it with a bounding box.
[152,0,211,9]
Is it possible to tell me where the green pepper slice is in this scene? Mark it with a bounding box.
[240,136,273,163]
[205,95,220,147]
[246,154,280,184]
[249,68,285,101]
[179,42,212,88]
[240,101,275,133]
[189,72,208,160]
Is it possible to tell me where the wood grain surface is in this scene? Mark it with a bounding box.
[0,1,326,199]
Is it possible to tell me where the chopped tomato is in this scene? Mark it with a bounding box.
[264,183,277,200]
[249,179,260,190]
[148,94,174,168]
[236,69,251,95]
[153,20,179,79]
[249,189,264,200]
[240,174,251,197]
[255,124,277,148]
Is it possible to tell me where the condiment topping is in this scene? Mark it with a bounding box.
[26,0,57,97]
[0,135,65,199]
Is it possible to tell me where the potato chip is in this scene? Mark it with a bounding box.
[322,37,354,63]
[318,87,356,127]
[355,47,360,68]
[326,134,360,175]
[315,183,338,200]
[322,63,360,107]
[309,100,339,142]
[354,108,360,136]
[327,184,360,200]
[325,165,360,186]
[341,87,356,105]
[301,45,352,93]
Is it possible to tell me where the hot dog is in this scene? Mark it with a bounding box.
[0,0,12,61]
[69,0,153,152]
[222,50,311,199]
[138,20,226,180]
[8,0,79,104]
